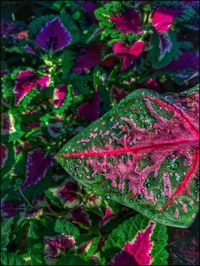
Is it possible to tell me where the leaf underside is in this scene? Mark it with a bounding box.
[56,86,199,228]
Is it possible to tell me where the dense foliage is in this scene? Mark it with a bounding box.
[1,1,199,265]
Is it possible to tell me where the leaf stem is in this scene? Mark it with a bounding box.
[18,187,35,209]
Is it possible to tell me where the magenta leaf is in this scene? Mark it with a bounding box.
[50,180,80,208]
[21,148,54,190]
[67,207,91,228]
[44,234,75,265]
[110,8,142,34]
[56,86,199,228]
[73,43,103,72]
[113,41,144,71]
[1,138,15,177]
[53,84,67,108]
[103,214,168,266]
[14,70,50,105]
[35,17,72,52]
[0,144,8,169]
[151,7,182,32]
[77,92,100,121]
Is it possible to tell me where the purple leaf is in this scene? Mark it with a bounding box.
[77,92,100,121]
[109,251,139,266]
[163,52,199,71]
[35,17,72,53]
[20,148,54,190]
[138,78,161,92]
[14,70,50,105]
[110,8,142,34]
[24,44,38,55]
[52,180,80,208]
[0,70,9,77]
[67,207,91,227]
[44,234,75,264]
[0,143,8,169]
[1,200,23,219]
[78,1,98,22]
[57,181,79,202]
[112,86,129,102]
[73,43,103,72]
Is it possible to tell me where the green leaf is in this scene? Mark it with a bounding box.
[1,218,13,250]
[29,244,45,265]
[1,137,16,177]
[60,11,80,45]
[55,254,94,265]
[54,220,80,240]
[149,31,180,69]
[102,214,168,266]
[1,252,27,266]
[61,49,76,77]
[53,85,73,116]
[56,86,199,228]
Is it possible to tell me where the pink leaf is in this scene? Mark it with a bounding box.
[14,70,50,105]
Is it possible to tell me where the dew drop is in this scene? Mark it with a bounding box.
[105,194,111,200]
[146,183,151,188]
[137,194,144,199]
[156,193,161,199]
[171,162,179,170]
[109,158,113,163]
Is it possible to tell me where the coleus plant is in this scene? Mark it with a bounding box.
[56,85,199,228]
[1,0,199,265]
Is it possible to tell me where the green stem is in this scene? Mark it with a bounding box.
[18,187,35,209]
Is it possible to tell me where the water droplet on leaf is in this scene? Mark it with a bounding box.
[137,194,144,199]
[171,162,179,170]
[105,194,111,200]
[157,193,161,199]
[146,182,151,188]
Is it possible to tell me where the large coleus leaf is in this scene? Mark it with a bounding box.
[101,214,168,266]
[56,85,199,228]
[20,148,55,190]
[149,31,180,69]
[1,137,15,177]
